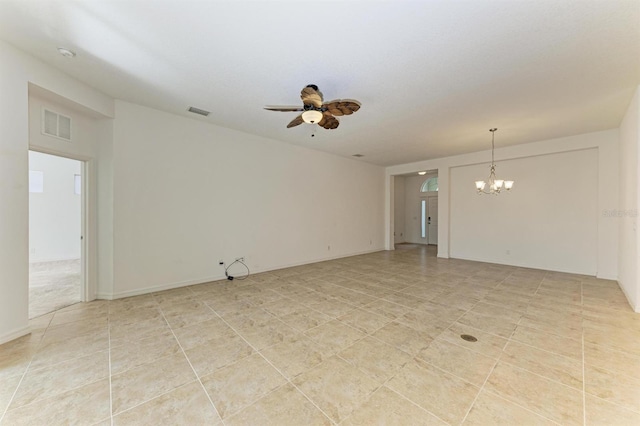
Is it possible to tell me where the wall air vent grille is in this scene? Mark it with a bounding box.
[42,108,72,141]
[187,106,210,117]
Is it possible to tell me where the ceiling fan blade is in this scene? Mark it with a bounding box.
[323,100,361,116]
[319,113,339,129]
[286,114,304,128]
[301,85,323,108]
[264,106,304,112]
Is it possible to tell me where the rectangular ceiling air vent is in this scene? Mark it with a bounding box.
[42,108,71,141]
[187,106,210,117]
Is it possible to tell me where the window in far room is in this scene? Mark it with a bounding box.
[420,177,438,192]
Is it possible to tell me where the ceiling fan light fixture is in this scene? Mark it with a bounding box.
[302,110,323,124]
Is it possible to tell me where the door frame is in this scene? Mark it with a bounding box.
[426,195,438,245]
[28,148,96,303]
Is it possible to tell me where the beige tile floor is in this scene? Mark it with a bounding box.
[29,259,81,318]
[2,245,640,425]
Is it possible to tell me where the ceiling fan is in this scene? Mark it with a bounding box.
[264,84,361,130]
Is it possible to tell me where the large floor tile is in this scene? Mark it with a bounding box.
[510,325,582,360]
[2,379,109,426]
[0,373,22,415]
[201,353,287,418]
[231,315,295,350]
[457,311,518,338]
[342,386,447,425]
[484,361,583,425]
[386,358,480,424]
[500,340,583,389]
[338,336,412,384]
[584,342,640,380]
[278,307,332,332]
[584,394,640,426]
[110,330,180,375]
[304,320,366,354]
[463,389,557,425]
[113,381,221,425]
[337,308,392,334]
[260,333,326,379]
[416,339,497,386]
[171,317,237,351]
[10,350,109,408]
[292,355,380,423]
[183,334,254,377]
[438,323,508,359]
[372,321,442,356]
[224,383,331,426]
[584,364,640,413]
[111,352,196,414]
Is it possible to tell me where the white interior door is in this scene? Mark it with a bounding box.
[427,196,438,245]
[420,198,427,243]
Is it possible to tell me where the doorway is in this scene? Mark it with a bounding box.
[420,196,438,245]
[419,175,438,246]
[28,150,85,318]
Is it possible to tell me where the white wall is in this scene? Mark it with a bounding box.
[386,130,619,280]
[393,176,405,243]
[451,149,598,274]
[0,40,114,344]
[108,101,385,298]
[28,151,81,263]
[28,87,114,302]
[618,86,639,311]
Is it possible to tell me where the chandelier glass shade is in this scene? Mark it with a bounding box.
[475,128,514,195]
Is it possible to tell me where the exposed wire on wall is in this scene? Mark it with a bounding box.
[219,258,250,281]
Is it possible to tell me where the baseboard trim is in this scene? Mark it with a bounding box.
[0,325,30,345]
[100,274,227,300]
[96,247,385,301]
[449,254,597,277]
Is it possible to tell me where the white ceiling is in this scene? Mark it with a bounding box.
[1,0,638,166]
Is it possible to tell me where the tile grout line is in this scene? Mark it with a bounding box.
[107,303,114,426]
[460,274,524,424]
[480,388,564,426]
[581,280,587,426]
[459,273,564,425]
[0,311,54,424]
[459,269,519,422]
[156,295,224,423]
[459,356,500,425]
[202,301,338,425]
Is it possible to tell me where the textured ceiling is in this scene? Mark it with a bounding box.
[1,0,638,166]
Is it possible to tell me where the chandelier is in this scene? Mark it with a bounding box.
[475,128,514,195]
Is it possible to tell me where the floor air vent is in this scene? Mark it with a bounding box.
[42,108,71,141]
